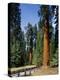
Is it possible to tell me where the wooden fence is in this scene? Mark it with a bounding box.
[8,65,37,77]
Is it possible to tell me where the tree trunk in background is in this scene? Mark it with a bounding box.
[43,20,50,68]
[29,48,32,64]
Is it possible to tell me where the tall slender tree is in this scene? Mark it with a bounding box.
[33,24,37,49]
[26,23,33,64]
[55,6,58,50]
[50,6,58,66]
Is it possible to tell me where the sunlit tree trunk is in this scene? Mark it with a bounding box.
[43,19,50,68]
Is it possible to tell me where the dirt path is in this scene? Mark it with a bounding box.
[31,67,58,76]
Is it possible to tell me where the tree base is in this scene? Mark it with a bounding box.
[41,65,50,70]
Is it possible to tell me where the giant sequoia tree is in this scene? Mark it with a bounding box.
[38,5,58,68]
[38,6,50,67]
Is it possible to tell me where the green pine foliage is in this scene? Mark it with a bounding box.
[8,3,26,68]
[33,30,43,66]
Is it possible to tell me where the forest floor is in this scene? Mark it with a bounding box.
[31,67,58,76]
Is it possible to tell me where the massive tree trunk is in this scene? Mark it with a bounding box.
[43,19,50,68]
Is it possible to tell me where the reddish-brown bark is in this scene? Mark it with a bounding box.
[43,20,50,67]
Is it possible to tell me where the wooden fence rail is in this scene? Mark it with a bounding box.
[8,65,37,77]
